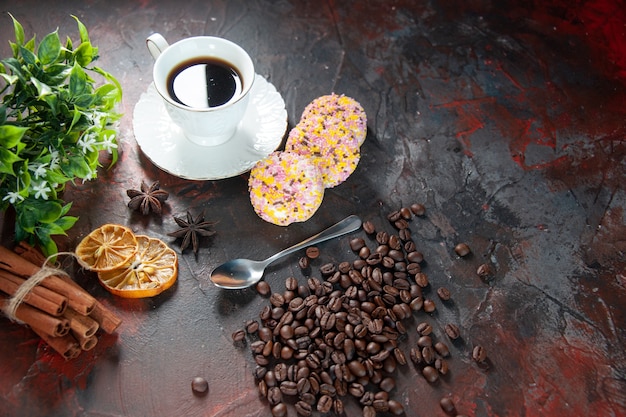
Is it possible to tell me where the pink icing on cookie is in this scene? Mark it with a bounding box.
[248,151,324,226]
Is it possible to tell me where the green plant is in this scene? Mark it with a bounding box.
[0,14,122,256]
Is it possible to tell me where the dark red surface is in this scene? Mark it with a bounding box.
[0,1,625,416]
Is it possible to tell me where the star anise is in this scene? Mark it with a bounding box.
[127,181,169,215]
[168,211,216,254]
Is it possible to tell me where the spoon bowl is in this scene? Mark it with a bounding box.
[210,215,362,289]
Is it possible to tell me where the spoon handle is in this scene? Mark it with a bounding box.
[264,215,362,265]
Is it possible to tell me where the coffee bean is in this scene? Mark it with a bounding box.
[437,287,451,301]
[416,322,432,336]
[267,386,282,405]
[472,345,487,362]
[435,358,449,375]
[317,394,333,413]
[423,299,436,313]
[422,365,439,382]
[245,320,259,334]
[440,397,456,415]
[399,207,412,220]
[422,346,435,364]
[375,231,389,245]
[295,400,313,416]
[434,341,450,357]
[477,263,493,279]
[320,262,336,276]
[444,323,461,340]
[379,376,396,392]
[232,329,245,344]
[279,380,298,396]
[454,242,471,257]
[363,405,376,417]
[387,210,402,223]
[398,228,411,241]
[298,256,310,269]
[350,237,366,252]
[363,220,376,234]
[256,281,271,296]
[270,293,285,307]
[387,399,405,415]
[271,403,287,417]
[191,376,208,395]
[305,246,320,259]
[417,335,432,347]
[409,347,423,365]
[410,203,425,216]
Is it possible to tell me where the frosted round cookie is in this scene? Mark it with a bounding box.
[248,151,324,226]
[300,93,367,147]
[286,123,361,189]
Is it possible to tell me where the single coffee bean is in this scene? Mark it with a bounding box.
[473,345,487,362]
[295,400,313,416]
[435,358,449,375]
[246,320,259,334]
[363,405,376,417]
[409,296,423,311]
[279,380,298,396]
[422,365,439,382]
[394,219,409,229]
[305,246,320,259]
[434,341,450,357]
[477,263,493,279]
[414,272,429,287]
[454,242,471,257]
[416,322,432,336]
[298,256,310,269]
[363,220,376,234]
[320,263,336,276]
[350,237,366,252]
[410,203,425,216]
[423,299,436,313]
[256,281,271,296]
[375,231,389,245]
[191,376,209,395]
[444,323,461,340]
[270,293,285,307]
[399,207,412,220]
[387,210,402,223]
[232,329,245,344]
[379,376,396,392]
[387,399,405,415]
[422,346,435,364]
[317,394,333,413]
[271,403,287,417]
[409,347,423,365]
[398,228,411,241]
[440,397,456,415]
[417,335,432,348]
[437,287,451,301]
[267,386,282,405]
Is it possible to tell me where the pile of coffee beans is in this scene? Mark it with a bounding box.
[234,205,481,416]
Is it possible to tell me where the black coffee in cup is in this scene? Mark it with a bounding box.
[166,57,243,108]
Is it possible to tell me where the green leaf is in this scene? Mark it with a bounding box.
[54,215,78,232]
[72,41,94,67]
[34,230,58,257]
[19,45,38,66]
[0,125,28,147]
[0,147,22,175]
[30,76,53,98]
[18,198,63,230]
[71,15,90,44]
[37,30,61,65]
[9,13,25,45]
[69,62,87,96]
[0,73,18,85]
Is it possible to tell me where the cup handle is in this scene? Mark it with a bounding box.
[146,33,169,60]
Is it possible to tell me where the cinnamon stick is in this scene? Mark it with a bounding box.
[71,330,98,351]
[0,270,67,316]
[0,297,70,337]
[31,327,82,360]
[0,246,95,315]
[63,307,99,338]
[90,300,122,334]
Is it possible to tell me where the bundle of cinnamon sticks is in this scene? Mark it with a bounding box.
[0,243,122,360]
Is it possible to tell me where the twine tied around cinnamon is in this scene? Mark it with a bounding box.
[1,251,88,324]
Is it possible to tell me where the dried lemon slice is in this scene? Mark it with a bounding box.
[97,235,178,298]
[75,224,138,272]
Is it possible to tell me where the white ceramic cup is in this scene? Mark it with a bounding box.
[146,33,255,146]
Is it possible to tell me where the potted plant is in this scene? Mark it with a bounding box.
[0,14,122,256]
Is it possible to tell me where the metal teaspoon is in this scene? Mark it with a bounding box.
[209,215,362,289]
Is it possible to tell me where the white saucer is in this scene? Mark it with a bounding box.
[132,74,287,180]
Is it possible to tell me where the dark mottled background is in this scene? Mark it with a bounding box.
[0,0,624,416]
